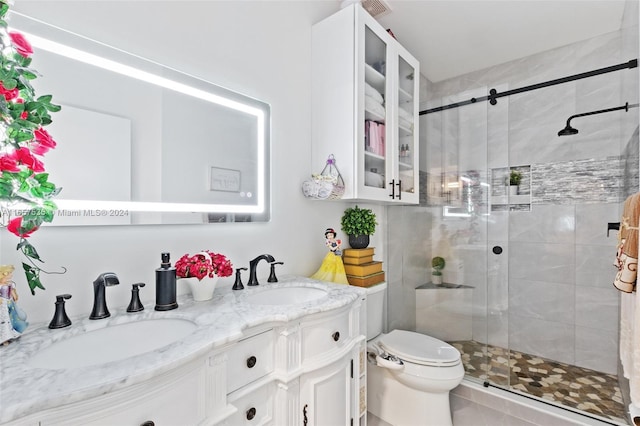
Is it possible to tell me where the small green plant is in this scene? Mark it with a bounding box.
[509,169,522,186]
[431,256,446,276]
[340,205,377,236]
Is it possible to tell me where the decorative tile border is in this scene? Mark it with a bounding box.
[421,154,635,208]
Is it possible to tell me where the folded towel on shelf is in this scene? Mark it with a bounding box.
[365,82,384,104]
[614,193,640,293]
[365,95,386,119]
[398,117,414,132]
[398,106,414,123]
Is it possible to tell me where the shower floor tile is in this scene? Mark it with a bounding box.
[451,340,626,424]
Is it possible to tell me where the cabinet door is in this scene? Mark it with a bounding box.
[357,9,393,202]
[393,46,420,204]
[299,354,353,426]
[40,360,206,426]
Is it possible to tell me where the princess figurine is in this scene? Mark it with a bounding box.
[310,228,349,285]
[1,265,28,345]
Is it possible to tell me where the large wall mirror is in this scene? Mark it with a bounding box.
[9,12,271,226]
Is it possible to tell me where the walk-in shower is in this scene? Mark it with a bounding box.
[387,27,639,424]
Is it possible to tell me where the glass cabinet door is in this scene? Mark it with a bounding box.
[362,24,388,195]
[396,53,418,201]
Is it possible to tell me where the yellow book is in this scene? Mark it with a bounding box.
[342,255,374,265]
[344,261,383,276]
[343,247,375,258]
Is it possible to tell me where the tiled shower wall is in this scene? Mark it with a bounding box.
[388,22,639,375]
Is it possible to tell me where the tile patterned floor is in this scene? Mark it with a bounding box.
[451,340,627,424]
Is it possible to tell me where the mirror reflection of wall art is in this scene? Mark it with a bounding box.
[210,167,241,192]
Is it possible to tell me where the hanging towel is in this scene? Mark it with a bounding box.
[620,285,640,419]
[614,193,640,293]
[617,192,640,421]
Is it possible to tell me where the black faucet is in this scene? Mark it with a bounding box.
[126,283,145,313]
[248,254,275,286]
[49,294,72,329]
[90,272,120,320]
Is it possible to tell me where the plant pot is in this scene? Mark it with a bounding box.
[348,234,370,249]
[182,276,219,302]
[509,185,519,196]
[432,274,442,285]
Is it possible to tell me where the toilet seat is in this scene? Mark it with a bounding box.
[378,330,461,367]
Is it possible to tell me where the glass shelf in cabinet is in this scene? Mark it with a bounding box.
[365,109,385,122]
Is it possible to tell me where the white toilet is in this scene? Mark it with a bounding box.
[366,282,465,426]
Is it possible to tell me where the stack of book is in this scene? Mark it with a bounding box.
[342,247,385,287]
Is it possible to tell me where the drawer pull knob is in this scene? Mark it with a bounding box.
[246,355,257,368]
[332,331,340,342]
[140,422,155,426]
[246,407,257,420]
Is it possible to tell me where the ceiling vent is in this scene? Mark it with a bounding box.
[340,0,392,19]
[361,0,392,18]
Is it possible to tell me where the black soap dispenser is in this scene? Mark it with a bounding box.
[155,252,178,311]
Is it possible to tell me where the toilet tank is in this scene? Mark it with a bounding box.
[365,282,387,340]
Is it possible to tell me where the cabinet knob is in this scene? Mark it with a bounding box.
[246,407,257,420]
[246,355,257,368]
[140,422,155,426]
[332,331,340,342]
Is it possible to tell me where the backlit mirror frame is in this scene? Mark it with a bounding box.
[8,11,271,225]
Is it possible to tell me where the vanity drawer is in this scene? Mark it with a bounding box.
[227,329,274,393]
[301,307,352,362]
[226,382,275,425]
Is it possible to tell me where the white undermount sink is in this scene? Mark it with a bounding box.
[27,318,197,370]
[244,285,328,306]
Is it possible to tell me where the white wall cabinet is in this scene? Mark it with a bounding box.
[8,300,364,426]
[312,3,420,204]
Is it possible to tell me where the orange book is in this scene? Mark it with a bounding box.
[347,271,385,287]
[344,261,383,276]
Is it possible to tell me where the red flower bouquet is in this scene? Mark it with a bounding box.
[0,0,65,294]
[175,251,233,281]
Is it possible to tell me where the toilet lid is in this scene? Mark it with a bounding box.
[379,330,461,367]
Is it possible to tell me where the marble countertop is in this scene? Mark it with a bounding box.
[0,276,365,424]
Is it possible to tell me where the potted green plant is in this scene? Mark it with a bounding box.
[509,169,522,196]
[431,256,445,285]
[340,205,377,249]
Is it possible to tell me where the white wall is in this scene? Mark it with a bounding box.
[1,1,387,323]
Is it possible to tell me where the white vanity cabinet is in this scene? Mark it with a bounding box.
[312,3,420,204]
[2,285,364,426]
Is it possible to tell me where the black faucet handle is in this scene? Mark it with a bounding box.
[49,294,72,329]
[233,267,248,290]
[268,262,284,283]
[127,283,146,313]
